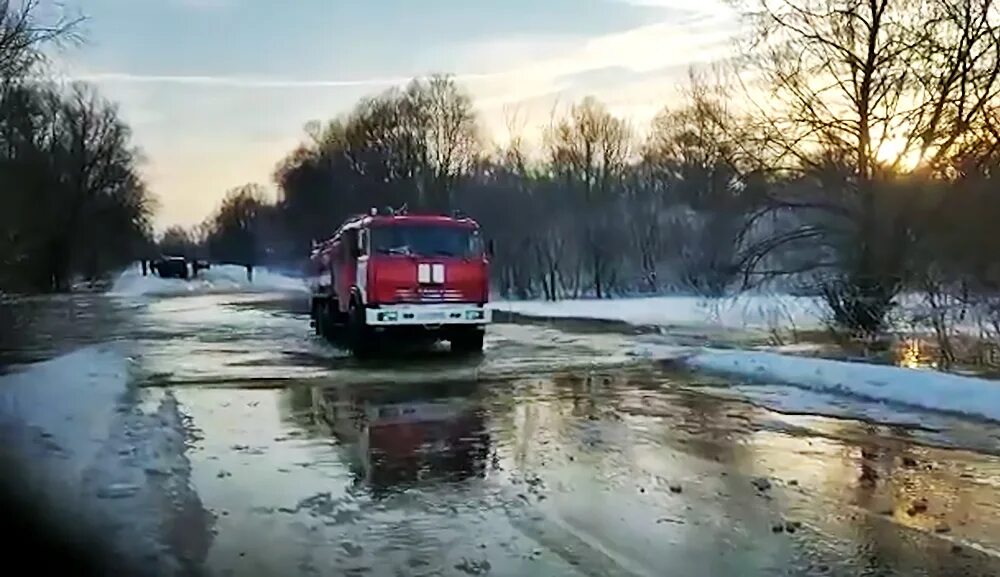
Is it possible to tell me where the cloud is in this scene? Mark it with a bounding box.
[554,66,654,91]
[466,12,738,113]
[68,72,500,89]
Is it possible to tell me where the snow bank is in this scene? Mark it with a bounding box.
[492,295,825,332]
[0,347,201,573]
[0,346,127,486]
[671,348,1000,422]
[110,263,306,297]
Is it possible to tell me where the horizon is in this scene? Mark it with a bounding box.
[48,0,738,230]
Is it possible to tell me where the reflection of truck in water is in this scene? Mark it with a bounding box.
[308,208,492,356]
[311,382,489,495]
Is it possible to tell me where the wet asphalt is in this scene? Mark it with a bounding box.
[4,291,1000,576]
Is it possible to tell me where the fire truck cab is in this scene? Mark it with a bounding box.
[308,209,491,356]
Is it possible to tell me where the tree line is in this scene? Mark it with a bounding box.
[190,0,1000,349]
[194,77,762,299]
[0,0,154,292]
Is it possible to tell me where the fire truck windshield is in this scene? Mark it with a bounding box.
[371,225,481,258]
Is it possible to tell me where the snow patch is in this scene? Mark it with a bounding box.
[492,295,825,332]
[707,383,950,431]
[0,346,127,488]
[110,263,306,297]
[0,347,206,573]
[664,348,1000,422]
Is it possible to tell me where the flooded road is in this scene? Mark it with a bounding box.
[4,290,1000,576]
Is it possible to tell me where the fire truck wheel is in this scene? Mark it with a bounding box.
[313,297,343,340]
[348,300,376,358]
[451,329,485,355]
[315,301,327,337]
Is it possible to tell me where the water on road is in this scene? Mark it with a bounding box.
[3,290,1000,577]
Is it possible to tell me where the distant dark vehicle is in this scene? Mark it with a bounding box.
[191,260,211,275]
[152,256,189,279]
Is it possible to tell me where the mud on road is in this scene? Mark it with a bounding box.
[4,291,1000,577]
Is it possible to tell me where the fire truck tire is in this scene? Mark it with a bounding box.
[348,300,376,358]
[315,297,342,339]
[451,329,485,355]
[311,299,324,336]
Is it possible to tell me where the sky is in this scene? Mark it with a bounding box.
[48,0,739,229]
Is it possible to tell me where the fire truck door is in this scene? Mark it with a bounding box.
[356,229,368,303]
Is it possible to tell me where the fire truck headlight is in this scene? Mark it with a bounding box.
[465,310,485,320]
[378,311,398,322]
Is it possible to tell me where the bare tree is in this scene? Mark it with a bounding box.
[0,0,80,81]
[643,75,759,295]
[545,97,632,298]
[205,184,268,266]
[159,225,196,258]
[407,75,480,210]
[58,85,149,287]
[729,0,1000,335]
[0,82,152,291]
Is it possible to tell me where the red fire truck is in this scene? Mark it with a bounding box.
[308,209,492,356]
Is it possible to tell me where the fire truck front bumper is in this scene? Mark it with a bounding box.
[365,304,492,326]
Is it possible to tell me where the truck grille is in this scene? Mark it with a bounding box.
[394,288,466,303]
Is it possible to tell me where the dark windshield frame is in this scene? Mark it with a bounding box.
[370,224,482,258]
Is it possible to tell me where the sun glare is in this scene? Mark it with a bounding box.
[875,136,923,172]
